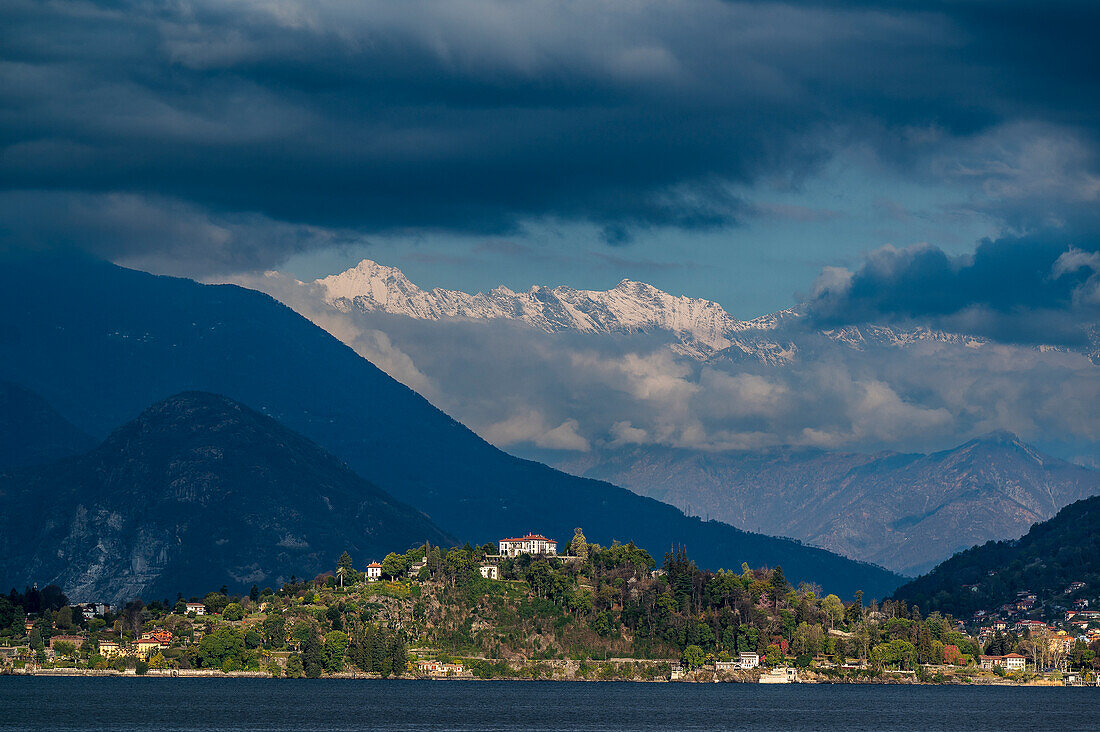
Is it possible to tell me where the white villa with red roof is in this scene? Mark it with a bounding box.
[366,562,383,581]
[980,653,1027,671]
[498,534,558,557]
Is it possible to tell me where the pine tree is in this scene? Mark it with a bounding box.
[351,628,372,672]
[371,626,388,672]
[337,551,354,588]
[302,632,324,678]
[769,567,788,610]
[389,633,407,677]
[338,551,354,571]
[285,654,304,678]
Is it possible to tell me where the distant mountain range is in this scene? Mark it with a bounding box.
[0,392,453,603]
[0,381,95,470]
[557,434,1100,576]
[893,494,1100,618]
[0,253,902,599]
[312,258,1088,364]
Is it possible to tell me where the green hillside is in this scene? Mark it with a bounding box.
[892,496,1100,617]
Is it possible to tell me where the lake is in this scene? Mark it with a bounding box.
[0,677,1096,731]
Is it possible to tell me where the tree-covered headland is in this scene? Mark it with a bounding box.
[5,535,1090,682]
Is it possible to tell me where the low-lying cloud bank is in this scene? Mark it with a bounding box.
[235,271,1100,465]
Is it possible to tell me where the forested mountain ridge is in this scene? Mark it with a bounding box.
[0,253,902,599]
[892,495,1100,617]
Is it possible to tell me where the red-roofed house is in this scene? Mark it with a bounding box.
[1015,620,1048,635]
[498,534,558,557]
[418,660,444,674]
[366,562,383,581]
[141,630,173,646]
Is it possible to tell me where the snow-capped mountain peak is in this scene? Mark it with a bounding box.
[312,258,1005,364]
[316,259,754,356]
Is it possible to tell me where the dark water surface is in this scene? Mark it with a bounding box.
[1,677,1098,731]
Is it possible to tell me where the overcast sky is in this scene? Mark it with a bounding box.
[2,0,1098,321]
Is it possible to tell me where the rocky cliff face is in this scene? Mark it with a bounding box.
[559,433,1100,576]
[0,392,454,603]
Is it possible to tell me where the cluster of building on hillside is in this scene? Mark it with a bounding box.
[969,582,1093,621]
[90,629,177,661]
[965,583,1100,672]
[0,622,188,668]
[74,603,112,620]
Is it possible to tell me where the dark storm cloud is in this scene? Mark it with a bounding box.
[808,232,1100,346]
[2,0,1098,272]
[0,190,355,276]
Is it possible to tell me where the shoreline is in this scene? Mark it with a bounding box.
[0,669,1084,687]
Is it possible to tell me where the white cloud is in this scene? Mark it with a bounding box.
[810,265,853,298]
[237,272,1100,460]
[1054,247,1100,306]
[610,421,648,446]
[541,419,591,452]
[480,411,590,452]
[1053,247,1100,278]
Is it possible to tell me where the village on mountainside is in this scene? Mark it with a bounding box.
[3,529,1100,686]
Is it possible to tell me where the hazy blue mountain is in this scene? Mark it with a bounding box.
[559,434,1100,576]
[0,380,95,469]
[0,252,902,598]
[892,495,1100,618]
[0,391,454,603]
